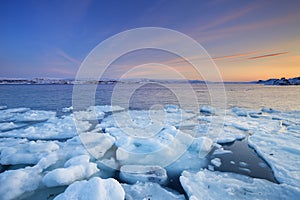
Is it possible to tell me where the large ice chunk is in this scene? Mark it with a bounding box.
[180,170,300,200]
[0,140,59,165]
[120,165,167,184]
[0,114,86,140]
[0,165,43,200]
[248,129,300,187]
[114,128,195,167]
[79,132,115,159]
[122,182,185,200]
[54,177,125,200]
[42,155,99,187]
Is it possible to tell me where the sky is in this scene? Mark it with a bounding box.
[0,0,300,81]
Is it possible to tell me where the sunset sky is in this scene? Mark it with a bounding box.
[0,0,299,81]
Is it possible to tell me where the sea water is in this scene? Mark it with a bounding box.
[0,83,299,197]
[1,83,299,113]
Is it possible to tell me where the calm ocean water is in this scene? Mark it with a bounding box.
[0,83,299,114]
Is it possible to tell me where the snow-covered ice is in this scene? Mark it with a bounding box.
[0,105,299,199]
[0,166,42,200]
[122,182,185,200]
[248,124,300,187]
[1,140,59,165]
[120,165,167,184]
[211,157,222,167]
[180,169,300,200]
[200,105,216,115]
[54,177,125,200]
[42,155,99,187]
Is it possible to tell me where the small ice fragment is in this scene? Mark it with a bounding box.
[200,105,216,115]
[232,107,248,117]
[239,161,248,167]
[0,105,7,110]
[230,161,235,165]
[217,137,235,144]
[213,143,222,148]
[208,165,215,171]
[238,167,251,173]
[232,122,249,131]
[211,158,222,167]
[212,148,232,156]
[164,104,179,113]
[261,107,279,113]
[92,105,125,113]
[6,108,30,113]
[258,162,267,168]
[62,106,73,112]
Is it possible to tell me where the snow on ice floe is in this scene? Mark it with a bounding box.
[0,114,90,140]
[122,182,185,200]
[211,158,222,167]
[248,127,300,187]
[0,165,42,200]
[200,105,216,115]
[0,122,27,131]
[54,177,125,200]
[120,165,167,185]
[180,169,300,200]
[79,132,115,159]
[0,140,59,165]
[42,155,99,187]
[62,106,73,113]
[0,105,7,110]
[0,154,57,200]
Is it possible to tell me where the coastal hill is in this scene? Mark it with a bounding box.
[257,77,300,85]
[0,77,299,85]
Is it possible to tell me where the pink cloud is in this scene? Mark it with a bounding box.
[248,52,289,60]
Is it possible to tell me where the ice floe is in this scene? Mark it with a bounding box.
[120,165,167,184]
[0,166,42,200]
[122,182,185,200]
[54,177,125,200]
[42,155,99,187]
[248,127,300,187]
[1,140,59,165]
[180,169,300,200]
[211,158,222,167]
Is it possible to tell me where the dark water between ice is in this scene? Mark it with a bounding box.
[0,83,299,186]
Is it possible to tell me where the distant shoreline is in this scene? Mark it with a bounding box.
[0,77,299,85]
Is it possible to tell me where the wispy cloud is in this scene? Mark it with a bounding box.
[48,68,75,76]
[198,3,260,32]
[191,8,300,44]
[213,51,258,61]
[248,52,289,60]
[212,12,300,36]
[56,48,81,66]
